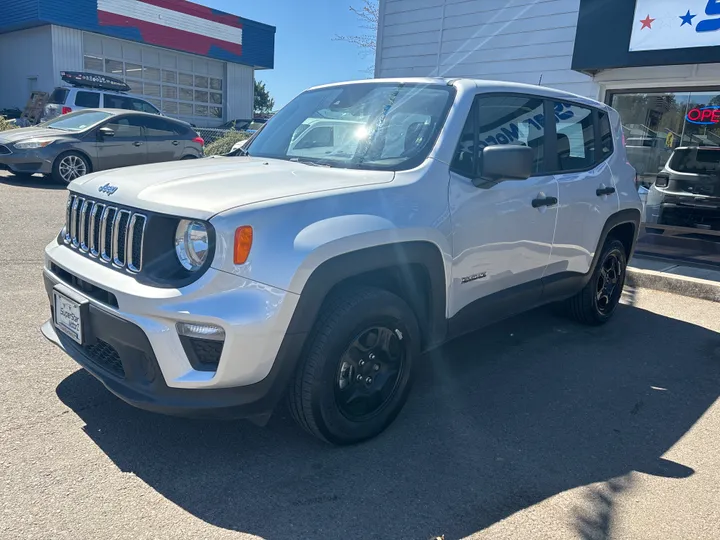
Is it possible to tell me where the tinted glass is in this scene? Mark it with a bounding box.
[48,88,69,105]
[598,111,614,161]
[104,116,144,138]
[142,117,180,137]
[668,148,720,174]
[103,95,133,110]
[44,110,112,131]
[74,91,100,108]
[246,83,455,171]
[139,100,159,114]
[451,106,476,177]
[476,95,546,174]
[294,126,334,149]
[554,102,595,171]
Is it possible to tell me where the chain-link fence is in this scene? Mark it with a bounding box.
[194,127,251,156]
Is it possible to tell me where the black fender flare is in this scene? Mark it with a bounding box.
[286,241,448,347]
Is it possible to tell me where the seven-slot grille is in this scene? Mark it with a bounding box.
[63,194,147,273]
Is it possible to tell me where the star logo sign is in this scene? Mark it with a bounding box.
[640,14,655,29]
[679,10,696,26]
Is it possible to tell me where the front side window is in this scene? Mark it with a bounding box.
[104,116,144,138]
[452,94,546,177]
[554,102,595,171]
[245,83,456,171]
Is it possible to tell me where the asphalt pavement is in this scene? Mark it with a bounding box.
[1,171,719,540]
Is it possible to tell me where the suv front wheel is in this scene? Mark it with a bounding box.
[288,287,420,445]
[567,238,627,325]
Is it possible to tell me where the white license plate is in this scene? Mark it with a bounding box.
[54,291,83,344]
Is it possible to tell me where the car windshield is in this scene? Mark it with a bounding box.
[44,111,113,131]
[669,148,720,175]
[244,82,456,170]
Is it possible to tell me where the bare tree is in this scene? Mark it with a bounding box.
[334,0,379,55]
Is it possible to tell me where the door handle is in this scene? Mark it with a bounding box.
[596,186,616,196]
[532,196,558,208]
[172,141,179,146]
[133,141,143,147]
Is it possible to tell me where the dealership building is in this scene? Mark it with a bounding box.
[0,0,275,126]
[376,0,720,264]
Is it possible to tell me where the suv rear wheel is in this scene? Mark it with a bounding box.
[567,238,627,325]
[288,286,419,445]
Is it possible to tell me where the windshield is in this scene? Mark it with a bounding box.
[44,111,113,131]
[669,148,720,176]
[244,82,455,170]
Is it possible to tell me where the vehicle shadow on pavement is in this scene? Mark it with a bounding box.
[56,304,719,540]
[0,174,65,190]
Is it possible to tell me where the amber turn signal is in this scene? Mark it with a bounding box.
[234,226,253,264]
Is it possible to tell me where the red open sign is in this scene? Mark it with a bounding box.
[687,107,720,124]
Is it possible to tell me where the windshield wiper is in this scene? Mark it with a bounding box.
[289,157,333,167]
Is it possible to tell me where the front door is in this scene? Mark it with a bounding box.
[449,94,559,319]
[93,115,147,171]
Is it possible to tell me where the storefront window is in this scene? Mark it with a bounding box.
[611,90,720,264]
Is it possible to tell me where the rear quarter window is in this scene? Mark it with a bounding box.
[48,88,69,105]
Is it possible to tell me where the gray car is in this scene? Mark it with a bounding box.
[0,109,204,184]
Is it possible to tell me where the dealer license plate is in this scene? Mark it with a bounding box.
[54,291,83,344]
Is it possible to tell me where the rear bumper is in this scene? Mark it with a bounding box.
[41,306,305,421]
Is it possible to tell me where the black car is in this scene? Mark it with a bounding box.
[0,109,204,184]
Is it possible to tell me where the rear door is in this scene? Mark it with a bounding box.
[140,117,185,163]
[93,115,148,171]
[545,104,619,278]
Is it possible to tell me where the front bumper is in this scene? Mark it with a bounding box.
[0,148,54,174]
[42,238,305,419]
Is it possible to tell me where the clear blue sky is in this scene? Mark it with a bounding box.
[195,0,374,110]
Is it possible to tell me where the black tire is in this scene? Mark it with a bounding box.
[52,151,90,184]
[567,238,627,325]
[288,286,420,445]
[181,155,197,160]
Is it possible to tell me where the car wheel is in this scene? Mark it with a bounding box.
[52,152,90,184]
[288,286,420,445]
[567,238,627,325]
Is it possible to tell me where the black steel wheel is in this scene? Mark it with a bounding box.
[288,286,419,445]
[567,238,627,325]
[335,325,408,422]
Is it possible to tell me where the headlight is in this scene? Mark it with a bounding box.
[175,220,209,271]
[14,139,55,149]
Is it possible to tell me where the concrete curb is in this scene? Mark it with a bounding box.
[627,267,720,303]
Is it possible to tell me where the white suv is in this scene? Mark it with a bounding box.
[43,86,160,121]
[41,78,642,444]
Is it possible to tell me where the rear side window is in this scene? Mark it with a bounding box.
[48,88,69,105]
[74,91,100,108]
[142,117,182,137]
[553,102,595,172]
[598,111,614,160]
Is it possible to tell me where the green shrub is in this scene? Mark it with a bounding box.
[0,116,19,132]
[204,130,250,156]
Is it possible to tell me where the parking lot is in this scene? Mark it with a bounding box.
[1,171,719,540]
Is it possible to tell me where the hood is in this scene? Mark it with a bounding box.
[70,156,395,219]
[0,127,71,143]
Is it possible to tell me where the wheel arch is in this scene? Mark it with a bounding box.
[54,149,94,174]
[286,241,449,351]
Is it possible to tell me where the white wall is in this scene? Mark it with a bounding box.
[226,62,254,120]
[51,25,83,87]
[0,26,55,110]
[375,0,597,98]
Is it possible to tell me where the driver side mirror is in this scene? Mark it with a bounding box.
[475,145,533,186]
[97,126,115,139]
